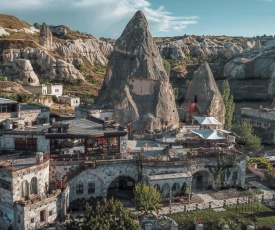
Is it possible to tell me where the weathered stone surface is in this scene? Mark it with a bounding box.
[4,59,40,86]
[50,25,67,36]
[159,36,243,60]
[96,11,179,132]
[0,26,10,36]
[183,62,226,124]
[224,44,275,101]
[54,38,112,66]
[39,23,52,49]
[3,47,85,81]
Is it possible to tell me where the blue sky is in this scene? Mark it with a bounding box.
[1,0,274,38]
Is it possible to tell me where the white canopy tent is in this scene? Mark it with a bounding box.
[193,116,222,126]
[191,129,226,140]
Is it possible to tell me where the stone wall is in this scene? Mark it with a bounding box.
[23,85,47,95]
[12,160,50,201]
[1,133,49,152]
[20,109,50,125]
[68,160,138,201]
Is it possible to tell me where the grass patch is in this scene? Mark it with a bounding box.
[167,203,275,230]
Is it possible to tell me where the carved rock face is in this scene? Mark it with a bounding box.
[96,11,179,132]
[183,62,226,125]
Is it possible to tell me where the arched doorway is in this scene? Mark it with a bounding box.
[192,170,213,192]
[107,176,136,203]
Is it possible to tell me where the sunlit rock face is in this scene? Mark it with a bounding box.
[96,11,179,132]
[183,62,226,125]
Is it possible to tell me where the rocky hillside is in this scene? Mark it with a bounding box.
[156,35,275,113]
[0,14,112,102]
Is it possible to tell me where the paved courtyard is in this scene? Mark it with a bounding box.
[157,173,275,215]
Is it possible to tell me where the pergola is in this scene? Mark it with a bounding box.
[147,172,192,205]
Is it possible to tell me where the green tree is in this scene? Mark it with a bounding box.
[163,59,171,77]
[134,183,162,213]
[232,121,262,152]
[81,198,140,230]
[220,80,235,130]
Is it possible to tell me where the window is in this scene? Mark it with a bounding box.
[55,89,59,92]
[31,218,34,223]
[194,95,198,103]
[40,210,46,222]
[76,181,84,194]
[21,180,29,199]
[87,182,95,194]
[30,177,38,195]
[49,210,53,216]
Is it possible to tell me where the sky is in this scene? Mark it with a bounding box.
[1,0,274,38]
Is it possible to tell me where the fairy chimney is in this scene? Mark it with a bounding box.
[183,62,226,124]
[96,11,179,132]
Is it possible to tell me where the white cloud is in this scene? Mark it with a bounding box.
[0,0,198,38]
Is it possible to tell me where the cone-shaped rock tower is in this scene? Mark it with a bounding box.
[96,11,179,132]
[183,62,226,124]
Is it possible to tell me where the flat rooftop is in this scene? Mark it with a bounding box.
[0,152,42,170]
[0,97,18,104]
[20,103,50,111]
[147,172,192,181]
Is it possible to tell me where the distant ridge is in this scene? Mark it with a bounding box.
[0,14,31,30]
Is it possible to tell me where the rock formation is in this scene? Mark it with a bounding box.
[2,47,85,82]
[39,23,52,49]
[54,38,112,66]
[0,26,10,36]
[96,11,179,132]
[183,62,226,124]
[158,36,243,60]
[224,45,275,101]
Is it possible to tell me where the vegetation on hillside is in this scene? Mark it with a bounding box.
[0,14,30,29]
[232,121,262,152]
[220,80,235,130]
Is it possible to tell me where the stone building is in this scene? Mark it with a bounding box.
[20,103,50,126]
[0,98,20,130]
[182,62,226,125]
[239,107,275,144]
[23,84,63,97]
[39,23,52,49]
[75,105,113,121]
[0,152,69,230]
[0,115,247,229]
[58,95,80,107]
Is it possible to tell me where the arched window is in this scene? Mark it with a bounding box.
[154,184,161,192]
[30,177,38,195]
[21,180,29,199]
[172,183,180,191]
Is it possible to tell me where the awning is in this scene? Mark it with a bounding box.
[193,116,222,125]
[191,129,225,140]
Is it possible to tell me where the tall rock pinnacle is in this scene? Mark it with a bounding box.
[183,62,226,124]
[96,11,179,132]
